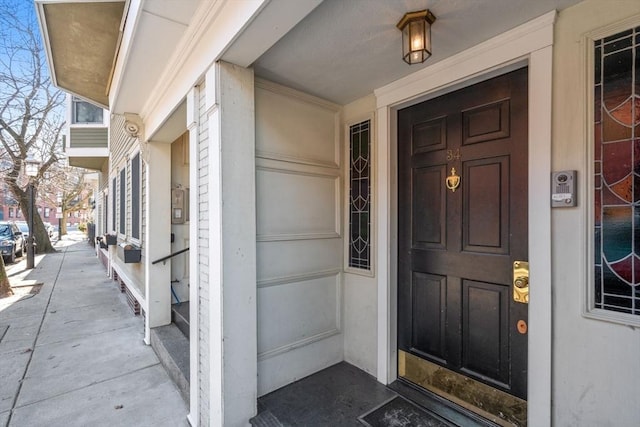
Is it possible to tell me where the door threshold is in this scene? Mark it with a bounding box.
[388,379,500,427]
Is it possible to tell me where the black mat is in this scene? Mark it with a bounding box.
[359,396,456,427]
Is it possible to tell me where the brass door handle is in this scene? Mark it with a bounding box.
[514,276,528,288]
[513,261,529,304]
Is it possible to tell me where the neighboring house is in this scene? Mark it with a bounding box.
[35,0,640,426]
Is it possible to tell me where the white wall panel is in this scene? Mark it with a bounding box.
[255,80,343,396]
[258,274,339,356]
[256,80,339,168]
[257,239,341,283]
[256,168,339,239]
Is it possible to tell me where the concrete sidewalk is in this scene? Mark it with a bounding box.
[0,235,188,427]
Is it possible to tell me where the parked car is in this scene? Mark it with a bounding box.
[15,221,37,253]
[0,221,26,263]
[43,222,55,237]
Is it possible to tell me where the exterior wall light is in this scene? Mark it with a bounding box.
[397,10,436,65]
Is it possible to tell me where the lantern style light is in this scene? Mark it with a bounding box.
[25,156,40,177]
[396,10,436,65]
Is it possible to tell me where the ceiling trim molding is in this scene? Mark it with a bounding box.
[109,0,144,111]
[375,10,557,108]
[139,0,267,139]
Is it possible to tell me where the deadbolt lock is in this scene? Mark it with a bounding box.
[514,277,528,288]
[513,261,529,304]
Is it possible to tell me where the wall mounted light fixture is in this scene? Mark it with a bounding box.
[397,9,436,65]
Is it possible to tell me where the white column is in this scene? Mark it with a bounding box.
[527,45,553,427]
[186,86,201,426]
[144,141,172,344]
[207,61,257,426]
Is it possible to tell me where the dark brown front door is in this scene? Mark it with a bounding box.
[397,68,528,422]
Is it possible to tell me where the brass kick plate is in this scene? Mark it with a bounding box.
[513,261,529,304]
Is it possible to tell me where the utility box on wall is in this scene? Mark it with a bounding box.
[171,188,189,224]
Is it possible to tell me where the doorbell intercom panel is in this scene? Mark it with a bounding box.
[171,188,190,224]
[551,170,577,208]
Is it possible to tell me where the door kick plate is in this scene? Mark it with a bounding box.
[398,350,526,426]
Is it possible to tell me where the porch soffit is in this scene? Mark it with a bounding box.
[251,0,584,105]
[38,1,125,108]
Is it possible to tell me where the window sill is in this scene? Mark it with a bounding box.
[583,307,640,328]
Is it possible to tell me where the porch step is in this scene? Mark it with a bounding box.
[250,403,284,427]
[150,324,190,404]
[171,302,190,339]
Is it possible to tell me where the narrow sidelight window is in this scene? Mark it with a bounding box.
[349,120,371,270]
[593,26,640,316]
[131,153,141,240]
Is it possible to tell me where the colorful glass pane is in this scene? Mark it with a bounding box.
[594,27,640,315]
[602,206,632,261]
[602,140,631,183]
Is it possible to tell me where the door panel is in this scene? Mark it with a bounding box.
[398,68,528,416]
[411,272,447,362]
[461,279,510,387]
[413,167,446,248]
[463,157,509,253]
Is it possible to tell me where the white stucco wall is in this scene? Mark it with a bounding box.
[342,94,378,376]
[552,2,640,425]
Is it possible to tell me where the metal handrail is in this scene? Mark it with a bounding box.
[151,247,189,265]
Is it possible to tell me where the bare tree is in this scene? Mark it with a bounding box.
[0,0,65,254]
[40,164,92,236]
[0,255,11,297]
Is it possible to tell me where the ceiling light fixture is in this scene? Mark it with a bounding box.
[396,9,436,65]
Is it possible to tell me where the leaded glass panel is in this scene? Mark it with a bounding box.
[594,26,640,315]
[349,120,371,270]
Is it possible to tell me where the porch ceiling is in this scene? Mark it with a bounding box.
[250,0,584,105]
[36,0,199,113]
[36,1,125,108]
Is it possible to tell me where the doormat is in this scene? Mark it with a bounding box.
[359,396,455,427]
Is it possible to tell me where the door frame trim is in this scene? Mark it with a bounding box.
[374,10,555,426]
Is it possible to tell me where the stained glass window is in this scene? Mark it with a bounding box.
[594,26,640,316]
[349,120,371,270]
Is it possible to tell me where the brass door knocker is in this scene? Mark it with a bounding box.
[446,167,460,192]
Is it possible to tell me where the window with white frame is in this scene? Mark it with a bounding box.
[131,152,141,240]
[103,193,108,235]
[71,97,103,124]
[112,177,117,232]
[592,25,640,318]
[348,119,372,270]
[119,168,126,235]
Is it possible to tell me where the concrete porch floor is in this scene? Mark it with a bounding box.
[253,362,496,427]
